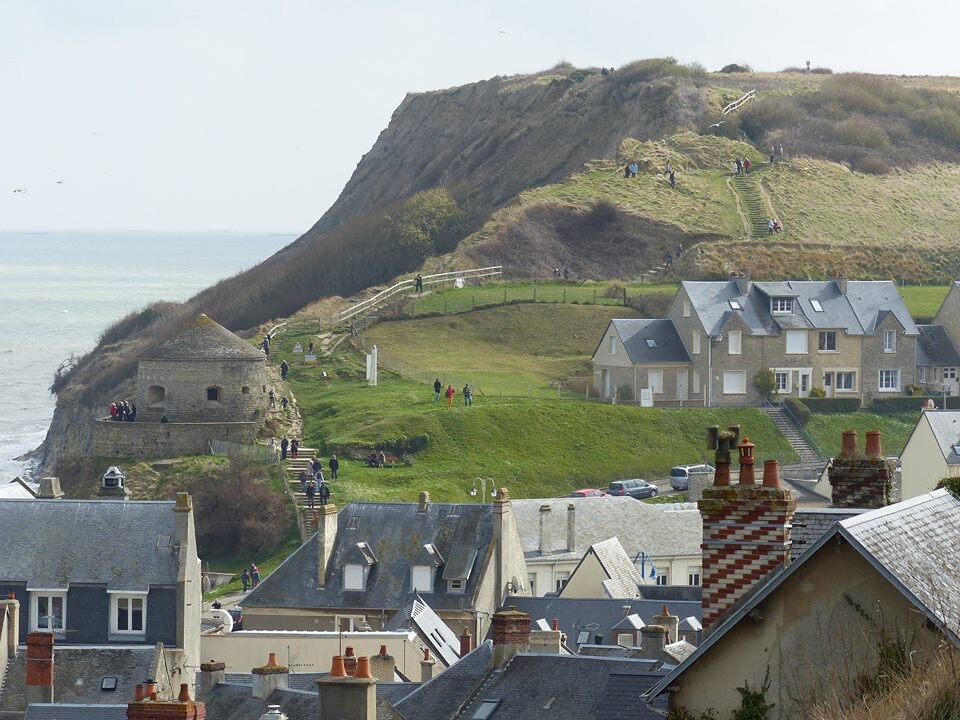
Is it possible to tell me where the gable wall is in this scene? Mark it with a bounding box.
[900,415,960,499]
[934,284,960,351]
[557,552,608,599]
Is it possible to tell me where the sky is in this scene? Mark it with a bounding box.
[3,0,960,234]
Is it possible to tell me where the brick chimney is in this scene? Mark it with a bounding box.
[251,653,288,700]
[491,607,530,668]
[640,625,668,658]
[420,648,436,683]
[652,604,680,644]
[459,627,473,657]
[316,655,377,720]
[127,682,205,720]
[492,488,513,602]
[566,503,576,552]
[25,632,54,705]
[343,645,358,677]
[369,645,395,682]
[538,504,552,554]
[0,597,19,660]
[829,430,893,509]
[37,477,63,500]
[699,431,796,631]
[197,660,225,700]
[316,504,338,587]
[528,626,563,654]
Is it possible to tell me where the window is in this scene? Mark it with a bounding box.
[729,299,742,310]
[645,338,658,349]
[688,567,702,586]
[683,300,691,317]
[344,564,367,591]
[555,571,570,591]
[655,573,669,586]
[527,573,537,596]
[879,369,900,392]
[473,700,502,720]
[334,615,365,632]
[818,331,838,352]
[837,372,855,391]
[146,386,165,407]
[111,593,146,635]
[785,330,808,354]
[448,579,465,594]
[692,370,700,394]
[241,386,250,394]
[31,591,66,633]
[723,371,747,395]
[692,331,701,355]
[946,368,958,380]
[774,371,791,393]
[206,387,220,402]
[617,632,635,647]
[648,370,663,394]
[728,331,742,355]
[772,297,793,314]
[411,565,433,593]
[811,299,824,312]
[883,330,896,353]
[101,677,119,692]
[608,336,617,354]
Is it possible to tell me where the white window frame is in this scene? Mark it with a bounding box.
[447,578,465,594]
[919,367,927,383]
[728,331,742,355]
[785,330,808,355]
[30,591,67,634]
[334,615,366,631]
[811,299,824,312]
[818,331,838,352]
[343,564,367,591]
[692,331,701,355]
[555,571,570,591]
[616,632,636,648]
[692,370,700,394]
[774,370,791,394]
[109,592,147,636]
[527,573,537,596]
[878,369,900,392]
[771,297,793,314]
[648,370,664,394]
[655,572,669,586]
[411,565,434,593]
[608,336,617,355]
[883,330,896,353]
[946,368,958,380]
[723,371,747,395]
[683,300,690,317]
[836,371,856,391]
[688,567,702,586]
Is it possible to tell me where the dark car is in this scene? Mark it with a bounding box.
[228,605,243,631]
[569,488,607,498]
[607,478,659,499]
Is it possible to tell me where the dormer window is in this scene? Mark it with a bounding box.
[110,591,147,636]
[344,564,368,591]
[811,299,824,312]
[729,300,742,310]
[342,541,377,590]
[771,298,793,314]
[411,565,434,593]
[448,578,465,594]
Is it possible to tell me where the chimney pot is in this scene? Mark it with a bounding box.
[459,627,473,657]
[418,491,430,512]
[134,684,144,702]
[865,431,883,459]
[551,617,559,631]
[178,683,192,701]
[330,655,347,677]
[344,646,358,676]
[566,503,576,552]
[840,430,858,456]
[355,656,373,679]
[762,460,781,488]
[379,644,388,657]
[538,504,552,554]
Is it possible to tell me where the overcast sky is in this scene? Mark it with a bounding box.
[3,0,960,233]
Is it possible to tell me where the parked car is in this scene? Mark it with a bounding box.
[607,478,659,499]
[228,605,243,631]
[569,488,607,498]
[669,464,716,491]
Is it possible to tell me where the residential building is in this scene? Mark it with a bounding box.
[240,492,529,641]
[558,538,644,599]
[899,410,960,499]
[512,498,702,595]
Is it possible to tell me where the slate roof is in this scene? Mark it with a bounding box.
[917,325,960,366]
[392,640,494,720]
[200,683,317,720]
[513,498,702,563]
[0,500,180,590]
[242,502,494,612]
[458,654,666,720]
[496,596,702,650]
[790,508,862,561]
[140,314,265,361]
[609,319,691,364]
[682,279,917,337]
[0,476,37,499]
[636,584,702,603]
[921,411,960,465]
[25,705,128,720]
[587,538,642,599]
[663,640,696,664]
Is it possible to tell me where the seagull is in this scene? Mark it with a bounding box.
[12,188,26,193]
[56,180,63,184]
[498,29,506,34]
[708,121,726,129]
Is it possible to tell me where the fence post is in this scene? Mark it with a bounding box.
[504,289,507,305]
[563,289,566,303]
[533,287,537,303]
[444,300,447,315]
[593,289,597,305]
[622,288,627,306]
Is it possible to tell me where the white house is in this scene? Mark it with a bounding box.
[899,410,960,500]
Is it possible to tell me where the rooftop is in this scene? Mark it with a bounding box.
[921,411,960,465]
[917,325,960,367]
[608,319,691,364]
[140,314,265,362]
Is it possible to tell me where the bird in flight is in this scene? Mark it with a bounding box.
[707,121,725,129]
[12,188,27,193]
[56,180,63,184]
[498,29,506,34]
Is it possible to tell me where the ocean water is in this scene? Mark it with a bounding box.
[0,231,295,481]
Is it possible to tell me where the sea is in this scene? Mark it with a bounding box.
[0,231,296,481]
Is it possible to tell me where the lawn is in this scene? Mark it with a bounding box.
[805,411,920,457]
[899,285,949,322]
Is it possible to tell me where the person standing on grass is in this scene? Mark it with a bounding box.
[378,450,387,468]
[269,389,277,409]
[743,158,752,174]
[250,564,260,587]
[445,384,455,408]
[241,568,250,593]
[669,170,676,188]
[280,360,289,380]
[768,218,775,235]
[463,384,473,406]
[415,273,423,294]
[329,454,339,480]
[280,436,289,460]
[433,378,442,402]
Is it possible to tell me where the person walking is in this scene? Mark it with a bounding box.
[415,273,423,294]
[298,468,308,493]
[318,481,331,507]
[768,218,775,235]
[743,158,752,174]
[290,438,299,459]
[280,436,289,460]
[241,568,250,592]
[305,478,316,509]
[307,341,314,355]
[778,144,784,162]
[109,401,118,420]
[281,396,288,411]
[735,158,742,175]
[769,146,775,163]
[669,170,676,188]
[311,456,322,475]
[445,384,455,408]
[378,450,386,468]
[433,378,442,402]
[129,403,137,422]
[261,336,270,357]
[329,454,339,480]
[268,389,277,410]
[250,564,261,588]
[463,384,472,406]
[280,360,289,380]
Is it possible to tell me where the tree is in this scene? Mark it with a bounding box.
[754,368,777,402]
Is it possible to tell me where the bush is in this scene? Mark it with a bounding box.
[855,156,893,175]
[832,114,890,149]
[602,283,626,299]
[905,383,924,396]
[754,368,777,402]
[719,63,752,74]
[803,397,861,413]
[616,384,634,402]
[784,398,811,426]
[808,387,827,398]
[810,66,834,74]
[584,199,618,228]
[870,395,952,413]
[740,96,802,139]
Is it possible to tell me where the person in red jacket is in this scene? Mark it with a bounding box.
[445,384,455,408]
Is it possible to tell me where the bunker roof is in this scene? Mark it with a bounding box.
[140,314,265,361]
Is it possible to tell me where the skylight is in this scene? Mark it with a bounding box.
[729,300,742,310]
[645,338,658,348]
[811,299,824,312]
[473,700,502,720]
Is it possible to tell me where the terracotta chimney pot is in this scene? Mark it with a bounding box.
[865,431,883,459]
[840,430,858,456]
[343,646,358,676]
[762,460,781,488]
[134,684,144,702]
[330,655,347,678]
[355,656,373,679]
[178,683,192,701]
[379,644,388,657]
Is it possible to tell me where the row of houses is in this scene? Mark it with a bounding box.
[593,277,960,405]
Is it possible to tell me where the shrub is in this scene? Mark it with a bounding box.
[803,397,861,413]
[832,114,890,149]
[616,384,634,402]
[855,156,893,175]
[740,96,802,138]
[584,199,618,228]
[719,63,752,74]
[808,387,827,398]
[904,383,923,396]
[870,395,952,413]
[754,368,777,402]
[810,66,834,74]
[602,283,626,299]
[784,397,811,426]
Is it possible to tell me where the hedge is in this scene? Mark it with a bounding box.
[869,395,958,413]
[784,398,811,426]
[802,397,862,413]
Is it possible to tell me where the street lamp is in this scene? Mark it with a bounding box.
[634,551,658,583]
[470,477,497,502]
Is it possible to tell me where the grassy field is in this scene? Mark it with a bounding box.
[805,411,920,457]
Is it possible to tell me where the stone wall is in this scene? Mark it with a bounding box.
[137,358,268,422]
[92,418,259,458]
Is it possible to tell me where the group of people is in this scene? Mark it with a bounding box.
[768,144,785,163]
[109,400,137,421]
[552,267,570,279]
[664,244,683,268]
[414,273,424,294]
[433,378,475,407]
[268,388,288,411]
[278,436,300,460]
[295,455,338,508]
[366,450,387,468]
[240,563,260,592]
[733,157,752,175]
[624,160,675,187]
[767,218,784,234]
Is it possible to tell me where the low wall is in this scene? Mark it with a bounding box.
[92,418,259,458]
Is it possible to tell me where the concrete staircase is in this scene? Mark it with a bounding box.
[764,407,822,465]
[283,447,327,538]
[731,172,771,238]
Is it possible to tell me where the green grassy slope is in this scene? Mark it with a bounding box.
[805,411,919,457]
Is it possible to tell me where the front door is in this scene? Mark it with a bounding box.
[799,370,811,398]
[677,370,689,402]
[823,372,834,398]
[945,367,959,396]
[603,370,612,401]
